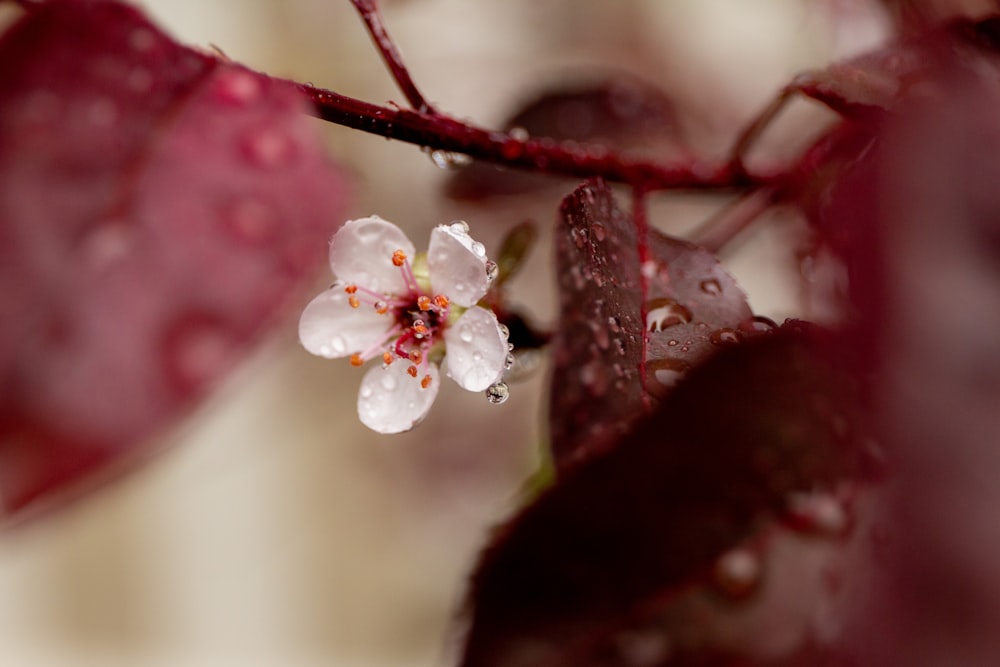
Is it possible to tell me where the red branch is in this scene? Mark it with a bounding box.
[298,83,783,193]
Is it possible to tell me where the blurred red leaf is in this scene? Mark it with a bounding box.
[445,77,686,200]
[463,327,864,667]
[0,0,348,518]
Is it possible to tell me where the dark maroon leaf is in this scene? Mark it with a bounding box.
[549,179,645,469]
[446,77,686,200]
[549,180,753,470]
[461,327,864,667]
[0,0,348,518]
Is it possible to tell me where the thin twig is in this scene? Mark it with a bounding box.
[349,0,435,114]
[689,187,779,254]
[298,82,781,192]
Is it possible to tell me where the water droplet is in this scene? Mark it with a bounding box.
[485,381,509,404]
[81,218,133,268]
[508,126,529,141]
[360,385,373,398]
[329,335,347,355]
[127,67,153,94]
[569,265,585,290]
[471,241,486,257]
[215,69,262,105]
[640,260,658,280]
[591,222,607,242]
[699,279,722,296]
[450,220,470,234]
[86,97,117,128]
[498,323,510,340]
[607,316,621,332]
[589,319,610,350]
[504,352,515,370]
[580,361,608,396]
[592,268,605,287]
[129,28,156,52]
[667,339,678,347]
[613,338,626,356]
[570,227,587,249]
[786,490,849,535]
[380,373,397,391]
[713,548,761,598]
[648,358,690,393]
[744,315,778,333]
[244,128,296,168]
[454,282,467,293]
[472,350,483,362]
[164,317,234,391]
[429,149,470,169]
[459,326,474,343]
[709,328,742,346]
[644,298,692,332]
[224,198,278,244]
[485,260,499,282]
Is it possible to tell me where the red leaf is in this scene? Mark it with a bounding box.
[549,180,752,470]
[445,77,686,200]
[461,328,863,667]
[0,1,348,518]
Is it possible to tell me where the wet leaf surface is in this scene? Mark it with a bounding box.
[462,327,864,667]
[0,1,348,518]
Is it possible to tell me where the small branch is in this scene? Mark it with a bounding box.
[349,0,435,114]
[299,82,780,192]
[689,186,780,254]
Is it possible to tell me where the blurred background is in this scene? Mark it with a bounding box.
[0,1,905,665]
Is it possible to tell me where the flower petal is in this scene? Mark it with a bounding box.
[443,306,507,391]
[299,287,394,358]
[329,216,415,294]
[357,361,440,434]
[427,223,490,307]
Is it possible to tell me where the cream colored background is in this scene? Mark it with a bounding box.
[0,1,892,665]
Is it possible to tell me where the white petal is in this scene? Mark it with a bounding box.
[443,306,507,391]
[329,216,415,294]
[427,223,490,307]
[357,361,440,434]
[299,287,394,358]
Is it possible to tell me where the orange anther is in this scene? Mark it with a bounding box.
[349,354,363,367]
[348,296,360,308]
[392,249,407,267]
[413,324,428,335]
[409,350,423,364]
[344,284,358,294]
[382,351,394,365]
[421,375,432,389]
[407,365,418,378]
[374,301,389,315]
[417,295,432,311]
[433,294,449,309]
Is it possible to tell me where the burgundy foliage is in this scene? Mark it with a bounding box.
[549,180,752,470]
[462,327,864,667]
[446,78,685,199]
[0,0,347,517]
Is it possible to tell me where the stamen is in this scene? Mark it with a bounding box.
[412,320,428,337]
[417,295,432,311]
[374,300,389,315]
[382,351,394,365]
[345,284,358,294]
[409,349,423,364]
[421,374,432,389]
[348,296,360,309]
[433,294,449,309]
[350,354,363,367]
[407,365,418,378]
[392,249,407,267]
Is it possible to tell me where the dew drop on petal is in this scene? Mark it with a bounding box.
[485,381,509,404]
[450,220,470,234]
[508,126,529,141]
[429,150,471,169]
[504,353,515,370]
[380,372,397,391]
[485,259,499,282]
[243,128,296,168]
[471,241,486,257]
[591,222,607,242]
[498,324,510,340]
[215,69,262,106]
[360,384,373,398]
[459,326,474,343]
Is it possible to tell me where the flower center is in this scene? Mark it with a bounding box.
[344,248,452,389]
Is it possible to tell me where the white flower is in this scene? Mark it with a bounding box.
[299,216,510,433]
